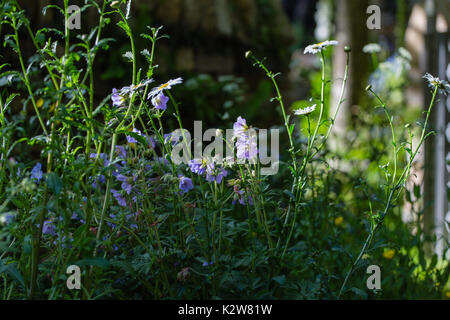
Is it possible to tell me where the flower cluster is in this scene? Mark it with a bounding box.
[228,180,253,206]
[188,157,229,185]
[111,78,183,111]
[233,116,258,162]
[31,162,43,183]
[112,78,154,108]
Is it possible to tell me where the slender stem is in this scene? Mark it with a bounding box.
[338,85,439,299]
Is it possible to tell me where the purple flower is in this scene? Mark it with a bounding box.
[116,174,136,195]
[179,175,194,194]
[164,133,179,146]
[233,116,248,139]
[127,128,142,144]
[42,220,56,236]
[236,134,258,161]
[148,136,156,149]
[206,166,228,184]
[53,234,74,248]
[90,153,110,167]
[232,185,253,206]
[188,159,207,175]
[112,88,125,107]
[233,117,258,161]
[155,157,169,166]
[91,174,105,189]
[111,189,127,207]
[31,162,43,183]
[116,145,127,159]
[1,213,15,225]
[151,92,169,110]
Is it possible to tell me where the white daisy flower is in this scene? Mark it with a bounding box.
[304,40,338,55]
[148,77,183,99]
[120,78,154,97]
[362,43,381,54]
[398,47,412,62]
[294,104,317,116]
[423,73,450,96]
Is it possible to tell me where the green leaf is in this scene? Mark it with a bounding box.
[289,123,295,136]
[117,21,131,37]
[0,260,25,288]
[283,189,295,200]
[272,275,286,285]
[46,172,62,195]
[76,257,110,268]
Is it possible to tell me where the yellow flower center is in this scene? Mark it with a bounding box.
[158,83,169,90]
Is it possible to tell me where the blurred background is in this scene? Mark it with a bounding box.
[7,0,450,256]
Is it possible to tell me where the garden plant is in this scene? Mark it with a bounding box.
[0,0,449,300]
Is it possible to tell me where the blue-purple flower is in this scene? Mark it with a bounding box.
[112,88,125,107]
[164,132,179,146]
[205,163,228,184]
[42,220,56,236]
[188,158,208,175]
[31,162,43,183]
[155,156,170,167]
[0,213,15,225]
[91,174,105,189]
[232,184,253,206]
[111,189,127,207]
[151,92,169,110]
[90,153,110,167]
[126,128,142,144]
[116,174,137,195]
[178,175,194,194]
[233,117,258,161]
[116,145,127,159]
[233,116,248,138]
